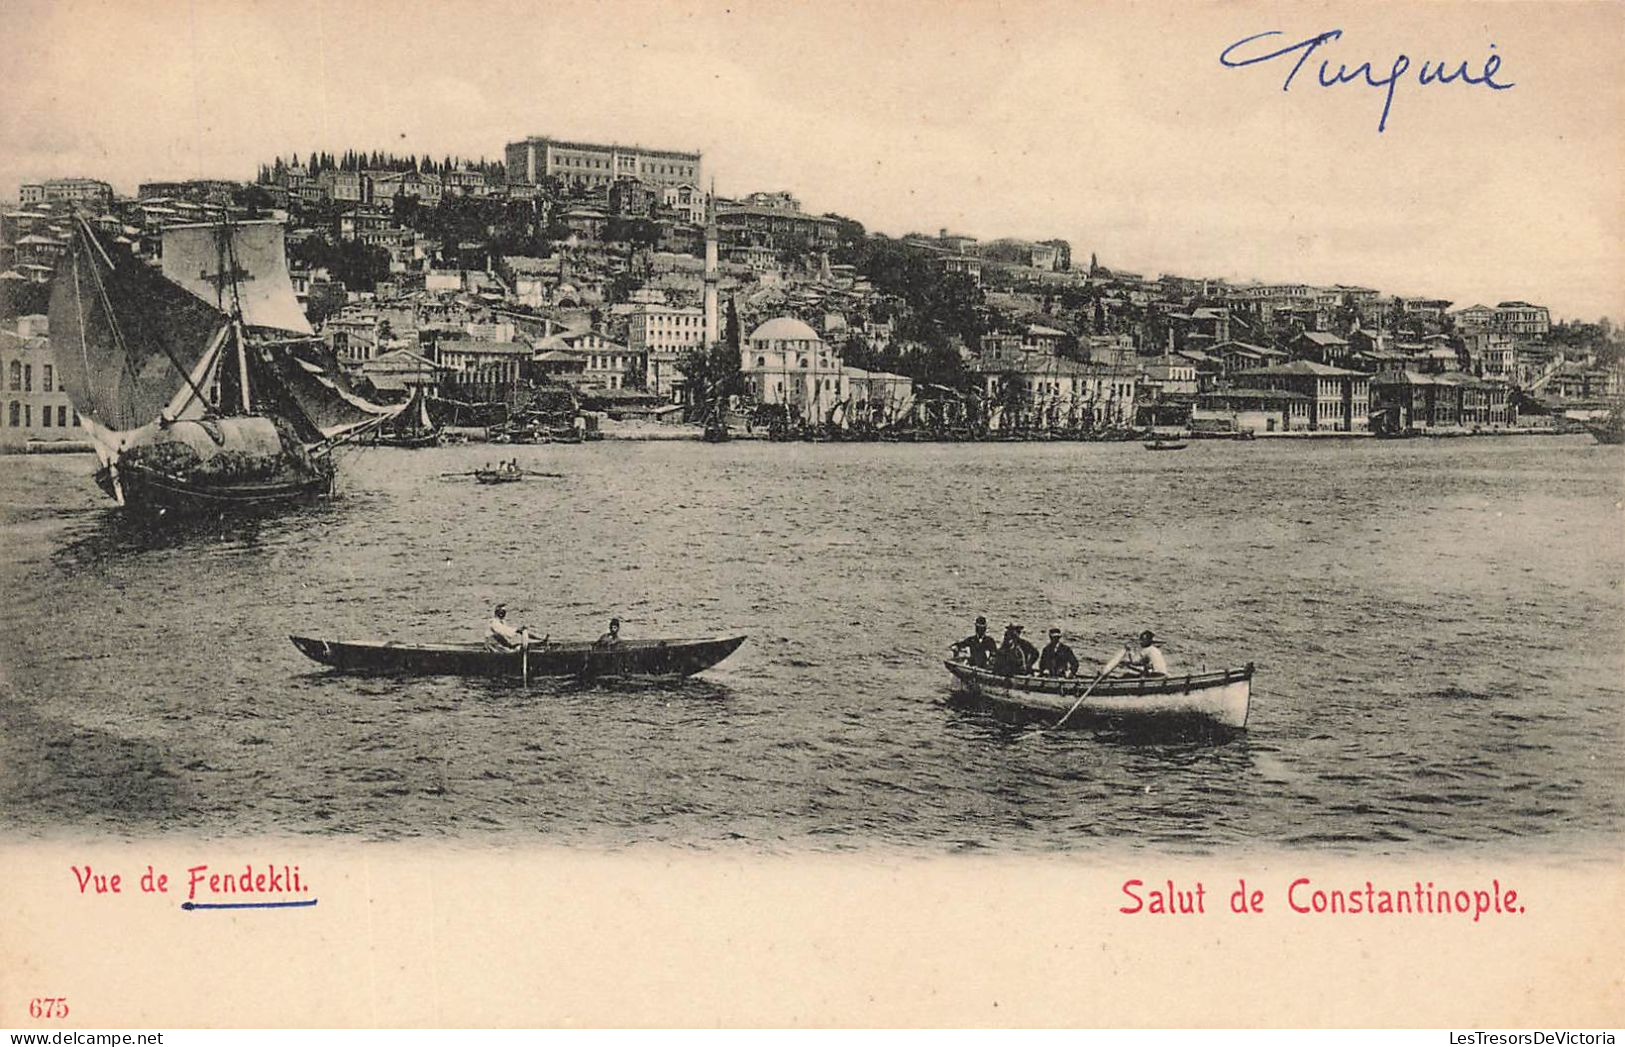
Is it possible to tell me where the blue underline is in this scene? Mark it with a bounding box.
[181,899,318,911]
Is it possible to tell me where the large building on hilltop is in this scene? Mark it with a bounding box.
[18,178,114,209]
[504,136,701,190]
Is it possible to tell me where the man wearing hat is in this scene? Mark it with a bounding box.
[1123,630,1168,676]
[487,602,545,651]
[950,615,998,668]
[996,623,1040,676]
[1038,627,1079,678]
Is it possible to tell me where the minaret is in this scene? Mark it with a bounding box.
[703,180,720,347]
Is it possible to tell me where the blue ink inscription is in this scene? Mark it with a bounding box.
[1219,30,1515,132]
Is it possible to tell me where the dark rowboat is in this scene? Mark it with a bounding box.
[474,469,523,484]
[1144,439,1189,451]
[945,660,1253,728]
[291,634,747,679]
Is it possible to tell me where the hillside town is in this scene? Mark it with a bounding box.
[3,135,1622,450]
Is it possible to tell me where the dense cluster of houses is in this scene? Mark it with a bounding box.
[4,134,1621,448]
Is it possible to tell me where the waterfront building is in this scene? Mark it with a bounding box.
[505,136,701,189]
[627,304,705,396]
[1193,388,1310,433]
[840,366,914,413]
[740,316,913,423]
[969,354,1139,426]
[359,349,445,398]
[742,315,843,421]
[1369,370,1510,430]
[1369,371,1440,431]
[1229,360,1369,432]
[1142,356,1199,396]
[533,330,643,390]
[1,315,79,449]
[435,339,530,395]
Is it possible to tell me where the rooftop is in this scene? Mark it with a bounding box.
[1232,360,1365,378]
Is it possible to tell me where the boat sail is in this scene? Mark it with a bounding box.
[371,386,442,448]
[50,216,403,514]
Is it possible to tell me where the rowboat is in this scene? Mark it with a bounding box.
[944,660,1253,728]
[291,634,747,679]
[474,468,523,484]
[1143,439,1189,451]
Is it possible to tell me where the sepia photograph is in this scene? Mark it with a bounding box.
[0,0,1621,1030]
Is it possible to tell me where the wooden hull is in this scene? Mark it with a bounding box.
[473,470,523,484]
[945,660,1252,728]
[97,462,333,517]
[1144,441,1189,451]
[374,429,442,448]
[291,634,747,679]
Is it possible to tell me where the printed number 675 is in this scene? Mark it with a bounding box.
[29,998,69,1019]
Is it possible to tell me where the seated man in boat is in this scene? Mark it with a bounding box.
[1038,628,1079,678]
[995,624,1039,676]
[1121,630,1168,676]
[595,617,623,646]
[950,615,998,668]
[486,603,545,651]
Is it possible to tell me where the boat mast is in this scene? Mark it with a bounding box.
[213,217,254,415]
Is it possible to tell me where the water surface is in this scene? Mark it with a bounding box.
[1,436,1620,855]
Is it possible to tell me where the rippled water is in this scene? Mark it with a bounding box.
[1,436,1621,855]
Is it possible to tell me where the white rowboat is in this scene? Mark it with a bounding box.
[945,660,1253,728]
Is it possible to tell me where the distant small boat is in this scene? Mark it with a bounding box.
[1585,404,1624,445]
[945,660,1252,728]
[1144,439,1189,451]
[291,634,747,679]
[473,468,523,484]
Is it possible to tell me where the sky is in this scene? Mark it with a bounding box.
[3,0,1622,322]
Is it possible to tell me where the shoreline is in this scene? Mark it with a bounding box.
[0,425,1581,454]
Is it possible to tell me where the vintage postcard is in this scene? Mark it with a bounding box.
[0,0,1621,1029]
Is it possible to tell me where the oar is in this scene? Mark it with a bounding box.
[1029,648,1126,738]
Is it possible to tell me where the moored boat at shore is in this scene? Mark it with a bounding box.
[945,660,1253,728]
[291,633,747,679]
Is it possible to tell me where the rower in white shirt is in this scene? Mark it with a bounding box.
[486,603,545,651]
[1122,630,1168,676]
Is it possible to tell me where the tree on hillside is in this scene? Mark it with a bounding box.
[680,298,747,423]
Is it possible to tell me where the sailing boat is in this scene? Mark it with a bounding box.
[372,387,442,448]
[1584,398,1624,445]
[51,216,404,515]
